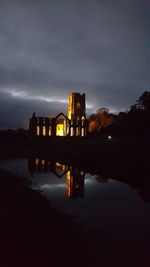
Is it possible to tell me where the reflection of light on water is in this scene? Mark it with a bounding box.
[85,178,93,184]
[1,156,150,262]
[66,171,71,198]
[32,178,92,192]
[42,159,45,166]
[35,158,39,165]
[56,162,66,170]
[34,184,66,190]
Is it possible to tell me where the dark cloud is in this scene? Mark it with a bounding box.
[0,0,149,128]
[0,91,69,129]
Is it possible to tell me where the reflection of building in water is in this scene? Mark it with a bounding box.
[28,158,85,199]
[28,93,89,137]
[28,158,68,178]
[66,167,85,199]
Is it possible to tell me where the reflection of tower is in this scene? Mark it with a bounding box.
[66,167,85,199]
[68,93,86,120]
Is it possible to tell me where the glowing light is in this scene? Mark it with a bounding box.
[66,171,71,199]
[70,127,74,136]
[37,126,40,135]
[56,162,63,167]
[42,159,45,166]
[49,126,51,136]
[68,94,72,119]
[108,135,112,140]
[43,126,46,136]
[35,158,39,165]
[56,124,64,136]
[55,162,66,173]
[80,171,85,176]
[81,128,84,136]
[76,127,79,136]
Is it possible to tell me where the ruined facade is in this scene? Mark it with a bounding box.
[28,93,89,137]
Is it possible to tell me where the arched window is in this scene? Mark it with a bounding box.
[71,127,74,136]
[49,126,51,136]
[43,126,46,136]
[56,114,67,136]
[76,127,79,136]
[81,128,84,137]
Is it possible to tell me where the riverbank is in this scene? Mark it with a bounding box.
[0,169,88,267]
[0,136,149,180]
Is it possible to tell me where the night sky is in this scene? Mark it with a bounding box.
[0,0,149,129]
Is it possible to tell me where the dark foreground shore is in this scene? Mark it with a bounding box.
[0,169,88,267]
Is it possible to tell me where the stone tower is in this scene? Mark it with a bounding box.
[68,93,86,120]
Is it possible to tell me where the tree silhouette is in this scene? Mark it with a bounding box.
[136,91,150,111]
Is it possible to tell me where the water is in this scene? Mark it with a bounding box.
[0,157,150,264]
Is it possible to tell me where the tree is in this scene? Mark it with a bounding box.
[130,104,138,112]
[136,91,150,111]
[89,108,115,133]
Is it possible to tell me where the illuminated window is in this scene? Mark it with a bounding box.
[42,159,45,166]
[81,128,84,137]
[70,127,74,136]
[49,126,51,136]
[43,126,46,136]
[37,126,40,136]
[63,120,66,136]
[35,158,39,165]
[56,162,63,167]
[56,124,64,136]
[76,127,79,136]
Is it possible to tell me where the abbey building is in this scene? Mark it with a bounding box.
[28,92,89,137]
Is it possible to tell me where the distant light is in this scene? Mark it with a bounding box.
[108,135,112,140]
